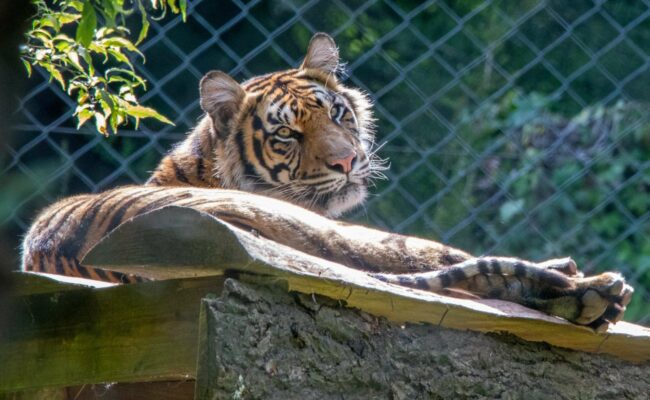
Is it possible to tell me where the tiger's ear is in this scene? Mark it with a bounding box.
[200,71,246,134]
[300,32,339,74]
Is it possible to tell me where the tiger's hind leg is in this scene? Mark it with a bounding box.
[372,257,633,331]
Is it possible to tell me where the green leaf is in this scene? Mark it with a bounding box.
[109,111,119,133]
[79,46,95,75]
[54,36,74,52]
[67,1,85,12]
[105,67,146,87]
[123,104,174,125]
[98,89,116,116]
[106,48,133,68]
[76,0,97,47]
[168,0,179,13]
[54,12,81,24]
[43,63,66,90]
[99,37,143,59]
[94,111,108,135]
[107,75,135,85]
[22,59,32,77]
[100,0,118,27]
[179,0,187,21]
[88,42,109,62]
[31,28,53,42]
[67,50,84,71]
[136,1,150,45]
[75,106,95,128]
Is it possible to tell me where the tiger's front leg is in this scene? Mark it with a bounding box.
[372,257,633,332]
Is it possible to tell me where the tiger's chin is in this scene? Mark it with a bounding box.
[255,181,368,218]
[321,183,368,218]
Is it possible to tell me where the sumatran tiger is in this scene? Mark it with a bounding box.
[21,33,632,331]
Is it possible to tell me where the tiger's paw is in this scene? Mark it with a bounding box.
[526,259,633,331]
[570,272,634,332]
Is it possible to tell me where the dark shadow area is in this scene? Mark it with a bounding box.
[0,1,34,337]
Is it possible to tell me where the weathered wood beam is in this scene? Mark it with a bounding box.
[0,273,223,393]
[83,206,650,363]
[0,381,195,400]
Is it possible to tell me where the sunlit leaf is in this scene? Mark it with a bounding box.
[24,0,187,135]
[99,37,144,59]
[136,1,150,45]
[168,0,179,14]
[94,111,108,135]
[98,89,116,116]
[34,48,49,61]
[87,42,109,62]
[123,104,174,125]
[107,48,134,69]
[43,63,66,90]
[76,0,97,47]
[67,50,84,71]
[22,59,32,77]
[179,0,187,21]
[75,106,94,128]
[31,29,53,42]
[55,12,81,24]
[109,111,119,133]
[105,67,146,87]
[67,1,85,12]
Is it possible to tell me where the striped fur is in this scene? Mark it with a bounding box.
[372,257,575,293]
[22,186,632,328]
[147,33,384,218]
[21,33,633,329]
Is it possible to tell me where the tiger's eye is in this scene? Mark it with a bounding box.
[330,106,339,118]
[277,127,291,136]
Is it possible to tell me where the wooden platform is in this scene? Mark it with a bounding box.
[2,206,649,398]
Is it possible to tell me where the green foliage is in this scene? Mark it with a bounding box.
[21,0,186,135]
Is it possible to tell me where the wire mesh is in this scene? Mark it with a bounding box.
[2,0,649,323]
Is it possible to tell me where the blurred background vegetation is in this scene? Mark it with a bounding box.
[1,0,649,323]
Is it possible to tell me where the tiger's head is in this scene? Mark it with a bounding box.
[199,33,385,217]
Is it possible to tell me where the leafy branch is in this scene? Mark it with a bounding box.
[22,0,186,135]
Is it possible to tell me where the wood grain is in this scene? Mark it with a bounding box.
[0,273,223,392]
[83,206,650,363]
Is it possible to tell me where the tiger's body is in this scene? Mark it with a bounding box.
[22,33,632,331]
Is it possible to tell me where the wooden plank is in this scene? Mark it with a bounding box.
[84,206,650,363]
[66,381,195,400]
[0,275,224,393]
[11,271,115,296]
[83,206,250,280]
[0,388,66,400]
[1,381,195,400]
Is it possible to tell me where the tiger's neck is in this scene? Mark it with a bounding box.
[146,117,222,188]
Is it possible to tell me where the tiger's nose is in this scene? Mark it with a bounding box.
[327,151,357,174]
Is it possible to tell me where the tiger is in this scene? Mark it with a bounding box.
[21,33,632,332]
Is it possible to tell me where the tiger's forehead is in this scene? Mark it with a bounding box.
[243,71,344,126]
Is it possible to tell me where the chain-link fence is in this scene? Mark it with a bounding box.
[2,0,649,323]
